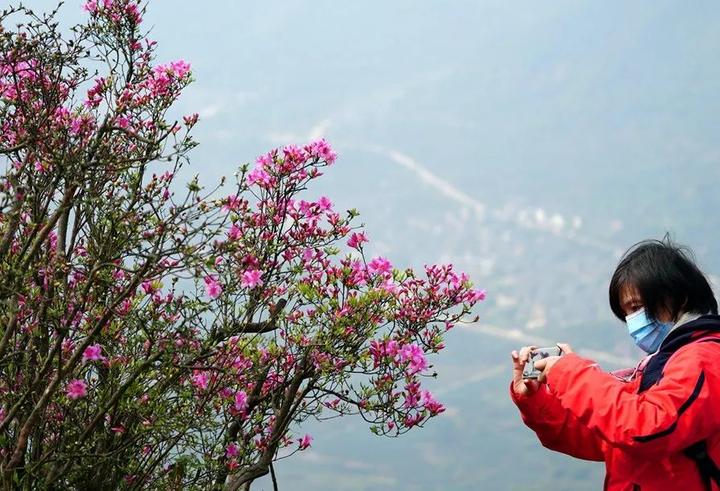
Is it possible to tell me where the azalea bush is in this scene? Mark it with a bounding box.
[0,1,485,490]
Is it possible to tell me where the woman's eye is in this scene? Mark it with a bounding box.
[624,304,641,316]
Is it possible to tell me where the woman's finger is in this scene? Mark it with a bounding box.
[518,345,537,363]
[535,358,552,383]
[511,352,524,379]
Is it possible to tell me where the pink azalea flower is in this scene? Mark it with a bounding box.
[62,338,75,354]
[183,113,199,126]
[302,248,316,264]
[398,343,427,375]
[466,289,487,303]
[368,257,392,276]
[226,443,239,458]
[421,390,446,416]
[191,371,209,390]
[34,160,47,173]
[385,340,400,357]
[297,200,313,218]
[255,151,274,168]
[170,60,191,78]
[347,232,368,249]
[222,194,241,213]
[298,434,313,450]
[369,340,384,366]
[234,390,248,412]
[403,413,423,428]
[317,196,332,212]
[82,0,98,13]
[117,115,131,130]
[283,144,305,165]
[141,280,157,295]
[226,223,242,241]
[348,260,367,286]
[241,269,263,288]
[204,275,222,299]
[82,344,105,362]
[246,167,272,187]
[66,379,87,400]
[124,3,142,24]
[404,388,420,409]
[117,298,132,316]
[305,139,337,164]
[379,278,400,295]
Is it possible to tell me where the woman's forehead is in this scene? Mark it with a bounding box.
[619,284,641,302]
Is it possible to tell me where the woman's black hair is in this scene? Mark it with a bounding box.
[609,237,718,322]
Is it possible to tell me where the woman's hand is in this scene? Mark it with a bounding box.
[533,343,573,383]
[511,345,540,397]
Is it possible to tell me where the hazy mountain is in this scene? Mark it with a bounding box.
[20,1,720,488]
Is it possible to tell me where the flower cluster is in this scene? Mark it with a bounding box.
[84,0,143,26]
[0,3,484,490]
[192,140,485,478]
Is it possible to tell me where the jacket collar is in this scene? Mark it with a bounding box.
[658,314,720,353]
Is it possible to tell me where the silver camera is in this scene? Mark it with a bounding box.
[522,346,563,379]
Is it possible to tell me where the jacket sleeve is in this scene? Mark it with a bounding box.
[547,346,720,456]
[510,382,605,461]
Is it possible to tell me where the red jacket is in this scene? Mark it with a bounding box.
[511,322,720,491]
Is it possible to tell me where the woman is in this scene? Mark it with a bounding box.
[510,239,720,490]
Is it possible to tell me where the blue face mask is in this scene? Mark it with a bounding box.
[625,308,673,354]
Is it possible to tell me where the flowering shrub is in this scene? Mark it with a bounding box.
[0,2,484,489]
